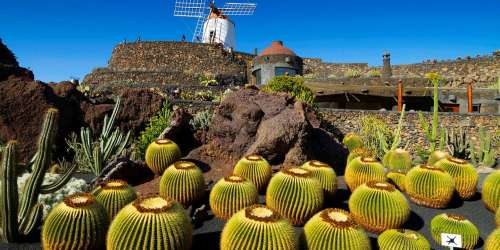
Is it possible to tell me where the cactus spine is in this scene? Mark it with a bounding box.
[220,204,297,250]
[430,213,479,250]
[233,154,272,192]
[482,169,500,212]
[485,228,500,250]
[342,132,364,152]
[209,175,259,220]
[434,157,478,199]
[302,208,371,250]
[405,165,454,208]
[386,171,406,191]
[427,150,449,166]
[496,208,500,227]
[266,167,324,225]
[382,148,412,173]
[159,161,205,207]
[377,229,430,250]
[107,196,192,250]
[345,157,386,191]
[92,179,137,218]
[145,139,181,175]
[42,193,109,250]
[301,160,337,197]
[346,147,371,165]
[348,181,410,233]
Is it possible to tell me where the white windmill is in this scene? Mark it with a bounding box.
[174,0,257,50]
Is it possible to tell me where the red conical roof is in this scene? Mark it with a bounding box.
[260,41,296,56]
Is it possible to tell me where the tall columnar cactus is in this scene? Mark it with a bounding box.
[220,204,297,250]
[107,196,192,250]
[482,170,500,212]
[42,193,109,250]
[382,148,412,173]
[145,139,181,175]
[233,154,272,192]
[470,127,496,168]
[485,228,500,250]
[209,175,259,220]
[427,150,450,166]
[344,157,386,191]
[1,109,76,243]
[434,157,478,200]
[386,171,406,191]
[405,165,454,208]
[430,213,479,250]
[301,160,337,197]
[377,229,430,250]
[346,147,371,165]
[302,208,371,250]
[342,132,364,152]
[92,179,137,218]
[266,167,324,225]
[159,161,205,207]
[348,181,410,233]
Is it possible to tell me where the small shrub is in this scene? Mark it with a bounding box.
[262,76,315,106]
[194,90,215,101]
[136,101,172,159]
[367,70,381,77]
[360,115,395,159]
[190,110,213,131]
[344,69,362,78]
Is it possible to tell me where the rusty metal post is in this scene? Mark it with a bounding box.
[397,79,404,111]
[467,82,473,112]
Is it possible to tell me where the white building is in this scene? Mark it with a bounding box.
[202,7,236,50]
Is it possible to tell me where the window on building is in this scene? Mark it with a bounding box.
[275,67,296,76]
[254,69,262,85]
[472,104,481,112]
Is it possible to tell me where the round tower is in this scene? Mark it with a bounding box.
[202,5,236,50]
[251,41,303,85]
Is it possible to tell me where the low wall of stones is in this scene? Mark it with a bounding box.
[303,58,369,78]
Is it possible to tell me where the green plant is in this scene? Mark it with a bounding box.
[346,147,371,165]
[233,154,272,192]
[209,175,259,220]
[444,127,470,159]
[190,110,213,131]
[348,181,410,233]
[145,139,181,175]
[199,75,219,86]
[434,157,478,200]
[344,157,386,191]
[195,90,216,101]
[1,109,77,243]
[302,208,370,250]
[380,105,412,172]
[342,132,364,152]
[470,127,496,168]
[377,229,430,250]
[367,69,382,78]
[427,150,450,166]
[360,115,394,159]
[106,196,192,250]
[301,160,337,198]
[344,69,362,78]
[485,228,500,250]
[159,161,205,207]
[266,167,324,225]
[92,179,137,219]
[405,165,454,208]
[261,76,316,106]
[136,101,172,159]
[482,169,500,212]
[386,171,406,191]
[220,204,297,250]
[497,208,500,227]
[430,213,479,250]
[42,193,109,250]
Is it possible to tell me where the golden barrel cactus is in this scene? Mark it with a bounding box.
[434,157,478,200]
[301,160,337,197]
[496,208,500,227]
[427,150,450,166]
[485,228,500,250]
[159,161,205,207]
[346,147,371,165]
[92,179,137,219]
[386,171,406,191]
[377,229,430,250]
[345,157,386,191]
[145,139,181,175]
[342,132,364,152]
[405,164,454,208]
[209,175,259,220]
[482,169,500,212]
[382,148,412,173]
[430,213,479,250]
[233,154,272,192]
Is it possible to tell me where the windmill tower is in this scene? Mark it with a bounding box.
[174,0,257,50]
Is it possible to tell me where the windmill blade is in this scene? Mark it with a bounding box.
[192,16,205,42]
[219,2,257,16]
[174,0,210,17]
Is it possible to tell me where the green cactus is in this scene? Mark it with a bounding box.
[348,181,410,233]
[427,150,449,166]
[430,213,479,250]
[386,171,406,191]
[0,109,76,243]
[444,127,470,159]
[266,167,324,225]
[107,196,192,250]
[233,154,272,192]
[344,157,386,191]
[342,133,364,152]
[434,157,478,199]
[92,179,137,219]
[405,165,454,208]
[470,127,496,168]
[302,208,371,250]
[145,139,181,175]
[220,204,297,250]
[159,161,205,207]
[377,229,430,250]
[209,175,259,220]
[383,148,412,173]
[42,193,109,250]
[301,160,337,198]
[485,228,500,250]
[496,208,500,227]
[482,170,500,212]
[346,147,371,165]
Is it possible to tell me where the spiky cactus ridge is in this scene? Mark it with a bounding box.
[496,208,500,227]
[405,165,454,208]
[107,196,192,250]
[382,148,412,173]
[42,193,109,250]
[344,157,386,191]
[348,181,410,233]
[301,160,337,197]
[159,161,205,207]
[346,147,371,165]
[485,228,500,250]
[220,204,297,250]
[233,154,272,192]
[386,171,406,191]
[342,132,364,151]
[92,179,137,218]
[145,139,181,175]
[378,229,430,250]
[430,213,479,250]
[434,157,478,200]
[482,169,500,212]
[302,208,371,250]
[266,167,324,225]
[209,175,259,220]
[427,150,450,166]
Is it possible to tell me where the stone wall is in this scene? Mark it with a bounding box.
[303,58,369,79]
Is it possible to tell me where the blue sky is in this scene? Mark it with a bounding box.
[1,0,499,82]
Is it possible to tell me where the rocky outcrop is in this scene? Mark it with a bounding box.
[0,39,34,82]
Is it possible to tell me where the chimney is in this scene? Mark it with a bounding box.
[382,52,392,77]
